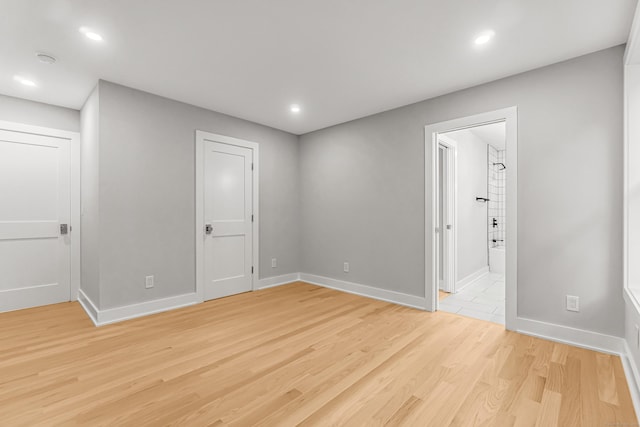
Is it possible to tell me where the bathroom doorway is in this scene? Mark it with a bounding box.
[426,107,517,329]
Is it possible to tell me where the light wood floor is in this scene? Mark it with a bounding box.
[0,282,636,426]
[439,290,451,300]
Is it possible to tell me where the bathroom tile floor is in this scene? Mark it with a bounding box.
[438,272,505,325]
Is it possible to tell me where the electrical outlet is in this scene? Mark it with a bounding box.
[145,275,154,289]
[344,262,349,273]
[271,258,277,268]
[566,295,579,312]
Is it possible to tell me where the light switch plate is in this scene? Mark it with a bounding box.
[145,275,154,289]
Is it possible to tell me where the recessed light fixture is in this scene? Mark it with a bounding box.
[79,26,103,41]
[36,52,57,64]
[290,104,301,114]
[13,75,37,87]
[474,30,495,46]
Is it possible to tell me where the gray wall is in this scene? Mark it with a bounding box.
[445,129,489,281]
[94,80,299,309]
[80,86,100,304]
[0,93,79,131]
[299,45,624,336]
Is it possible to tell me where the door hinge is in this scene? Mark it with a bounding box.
[251,266,254,274]
[251,163,254,171]
[251,214,254,222]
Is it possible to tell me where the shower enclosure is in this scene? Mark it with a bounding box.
[488,146,506,273]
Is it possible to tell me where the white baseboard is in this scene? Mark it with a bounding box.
[77,289,200,326]
[77,289,99,326]
[257,273,301,290]
[514,316,625,355]
[299,273,426,310]
[456,266,490,292]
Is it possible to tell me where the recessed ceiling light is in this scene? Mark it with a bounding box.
[13,75,37,87]
[79,26,103,41]
[36,52,57,64]
[474,30,495,45]
[290,104,301,113]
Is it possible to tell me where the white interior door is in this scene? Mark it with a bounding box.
[436,136,457,296]
[0,129,71,312]
[437,146,447,291]
[203,141,253,300]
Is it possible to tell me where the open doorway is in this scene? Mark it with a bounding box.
[426,107,517,329]
[437,122,506,324]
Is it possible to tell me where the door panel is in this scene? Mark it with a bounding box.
[437,138,456,295]
[0,130,71,312]
[204,141,253,300]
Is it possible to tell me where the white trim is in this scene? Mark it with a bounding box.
[455,266,490,292]
[77,289,99,326]
[623,64,637,321]
[424,107,518,332]
[0,120,81,303]
[624,15,640,422]
[195,131,260,302]
[299,273,426,310]
[70,130,81,301]
[258,273,301,290]
[77,288,199,326]
[622,340,640,421]
[0,120,79,140]
[626,287,640,316]
[195,131,204,302]
[514,316,625,355]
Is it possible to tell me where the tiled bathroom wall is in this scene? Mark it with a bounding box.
[488,146,506,248]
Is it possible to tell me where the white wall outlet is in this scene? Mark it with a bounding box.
[271,258,277,268]
[344,262,349,273]
[566,295,579,312]
[145,275,154,289]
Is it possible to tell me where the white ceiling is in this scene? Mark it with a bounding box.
[470,122,506,150]
[1,0,636,135]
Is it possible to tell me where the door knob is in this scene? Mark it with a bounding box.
[205,224,213,235]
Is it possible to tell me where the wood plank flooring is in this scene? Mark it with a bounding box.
[0,282,636,426]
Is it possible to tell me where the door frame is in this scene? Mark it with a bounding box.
[0,120,81,302]
[424,106,518,330]
[195,130,260,302]
[435,134,457,294]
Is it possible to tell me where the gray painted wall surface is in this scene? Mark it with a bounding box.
[96,81,299,309]
[0,94,79,131]
[80,86,100,304]
[299,46,624,336]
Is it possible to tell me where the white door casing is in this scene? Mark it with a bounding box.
[425,107,518,330]
[195,131,259,302]
[0,122,80,312]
